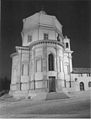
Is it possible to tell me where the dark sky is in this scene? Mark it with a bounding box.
[1,0,90,79]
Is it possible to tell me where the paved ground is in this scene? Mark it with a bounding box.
[0,91,90,118]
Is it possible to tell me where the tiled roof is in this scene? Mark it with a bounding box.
[73,68,91,73]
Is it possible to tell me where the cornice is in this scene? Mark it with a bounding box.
[28,40,64,48]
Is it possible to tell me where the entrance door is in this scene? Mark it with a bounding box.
[80,82,84,91]
[49,76,56,92]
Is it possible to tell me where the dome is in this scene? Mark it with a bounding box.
[22,11,62,33]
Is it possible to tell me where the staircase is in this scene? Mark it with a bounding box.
[29,92,47,101]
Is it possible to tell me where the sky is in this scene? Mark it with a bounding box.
[1,0,90,79]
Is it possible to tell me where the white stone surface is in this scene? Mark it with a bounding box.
[10,11,91,98]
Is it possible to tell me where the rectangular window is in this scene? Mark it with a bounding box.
[44,33,48,40]
[28,35,32,42]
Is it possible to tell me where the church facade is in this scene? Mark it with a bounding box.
[9,11,91,98]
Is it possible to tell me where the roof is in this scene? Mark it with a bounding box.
[23,10,62,33]
[73,68,91,74]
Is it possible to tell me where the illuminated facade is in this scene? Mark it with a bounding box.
[10,11,91,99]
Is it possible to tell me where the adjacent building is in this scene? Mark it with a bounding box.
[72,68,91,91]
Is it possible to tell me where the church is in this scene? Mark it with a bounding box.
[9,11,91,99]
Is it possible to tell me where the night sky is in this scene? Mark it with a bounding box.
[1,0,90,79]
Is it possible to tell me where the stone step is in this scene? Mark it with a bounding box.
[30,92,70,101]
[29,92,47,100]
[13,91,28,99]
[46,92,70,100]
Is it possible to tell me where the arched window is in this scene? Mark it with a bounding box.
[48,53,54,71]
[80,82,84,91]
[66,43,69,48]
[88,82,91,87]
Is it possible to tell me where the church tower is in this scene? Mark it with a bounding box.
[10,11,73,99]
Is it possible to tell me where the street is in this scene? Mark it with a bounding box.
[0,90,90,118]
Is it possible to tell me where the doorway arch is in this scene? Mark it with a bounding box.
[80,82,84,91]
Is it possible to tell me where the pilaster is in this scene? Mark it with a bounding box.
[42,43,48,88]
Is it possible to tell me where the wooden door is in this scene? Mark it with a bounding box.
[49,76,56,92]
